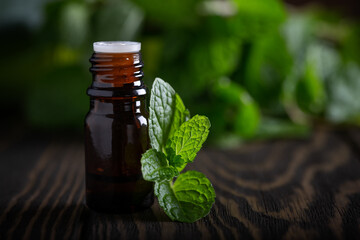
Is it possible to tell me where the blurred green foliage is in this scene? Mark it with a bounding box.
[1,0,360,144]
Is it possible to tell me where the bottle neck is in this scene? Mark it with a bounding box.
[88,51,145,98]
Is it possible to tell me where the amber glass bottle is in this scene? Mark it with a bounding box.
[84,42,153,213]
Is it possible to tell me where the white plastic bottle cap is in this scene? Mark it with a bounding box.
[93,41,141,53]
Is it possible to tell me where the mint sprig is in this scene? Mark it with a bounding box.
[141,78,215,223]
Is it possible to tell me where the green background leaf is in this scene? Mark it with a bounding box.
[3,0,360,144]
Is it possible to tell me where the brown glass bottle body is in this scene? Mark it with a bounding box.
[84,51,153,213]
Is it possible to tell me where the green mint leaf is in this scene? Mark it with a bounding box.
[173,171,216,222]
[141,149,178,182]
[166,147,186,170]
[166,115,210,171]
[168,94,190,139]
[155,171,215,223]
[149,78,176,151]
[154,181,187,221]
[149,78,189,152]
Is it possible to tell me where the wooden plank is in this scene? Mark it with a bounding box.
[0,129,359,239]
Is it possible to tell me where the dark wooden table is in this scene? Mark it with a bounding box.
[1,128,360,240]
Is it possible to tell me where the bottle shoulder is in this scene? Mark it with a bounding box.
[85,98,148,123]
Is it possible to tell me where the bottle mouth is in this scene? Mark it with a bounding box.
[93,41,141,53]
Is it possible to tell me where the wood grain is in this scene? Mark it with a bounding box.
[0,128,360,240]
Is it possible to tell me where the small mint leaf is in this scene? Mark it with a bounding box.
[166,115,210,171]
[184,109,191,121]
[141,149,178,182]
[166,147,186,170]
[155,171,215,223]
[168,94,190,139]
